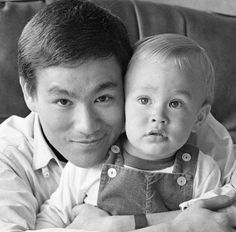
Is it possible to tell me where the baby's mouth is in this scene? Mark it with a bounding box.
[149,129,165,136]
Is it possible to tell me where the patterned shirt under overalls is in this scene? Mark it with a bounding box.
[97,138,199,215]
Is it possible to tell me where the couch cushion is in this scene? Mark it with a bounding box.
[0,0,236,141]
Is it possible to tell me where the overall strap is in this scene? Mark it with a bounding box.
[172,143,199,177]
[104,135,124,166]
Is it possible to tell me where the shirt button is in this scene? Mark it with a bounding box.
[42,167,50,178]
[44,172,49,178]
[177,176,187,186]
[107,168,117,178]
[182,153,191,162]
[111,145,120,154]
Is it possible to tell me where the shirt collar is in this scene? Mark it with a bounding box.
[32,113,63,171]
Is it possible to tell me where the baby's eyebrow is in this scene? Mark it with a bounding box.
[175,90,192,99]
[139,86,192,98]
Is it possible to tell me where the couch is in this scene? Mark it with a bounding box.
[0,0,236,142]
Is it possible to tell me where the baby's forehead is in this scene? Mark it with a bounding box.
[127,57,206,94]
[130,53,203,73]
[137,51,201,66]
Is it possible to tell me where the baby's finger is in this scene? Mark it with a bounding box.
[72,204,83,219]
[193,195,235,211]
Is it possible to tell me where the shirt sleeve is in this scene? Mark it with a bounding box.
[196,113,236,184]
[0,152,89,232]
[0,151,39,231]
[36,162,86,229]
[179,151,222,210]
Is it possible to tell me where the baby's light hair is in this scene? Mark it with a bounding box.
[128,34,215,104]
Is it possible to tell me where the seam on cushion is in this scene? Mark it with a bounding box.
[2,0,42,2]
[131,0,142,40]
[175,6,188,36]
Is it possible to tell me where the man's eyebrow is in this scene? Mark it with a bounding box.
[47,86,76,98]
[94,81,119,92]
[47,81,119,97]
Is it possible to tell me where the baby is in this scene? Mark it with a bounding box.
[36,34,221,229]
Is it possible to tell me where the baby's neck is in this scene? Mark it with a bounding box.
[123,149,175,171]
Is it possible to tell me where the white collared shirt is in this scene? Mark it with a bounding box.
[197,114,236,184]
[0,112,235,231]
[0,112,85,231]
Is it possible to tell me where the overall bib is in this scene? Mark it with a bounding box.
[97,140,199,215]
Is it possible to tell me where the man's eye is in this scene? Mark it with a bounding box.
[138,97,150,105]
[95,95,111,103]
[169,100,182,109]
[57,99,71,106]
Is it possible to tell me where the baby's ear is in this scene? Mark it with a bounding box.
[192,104,211,133]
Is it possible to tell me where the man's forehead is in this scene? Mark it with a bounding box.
[36,56,123,95]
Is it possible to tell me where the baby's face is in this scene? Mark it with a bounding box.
[124,58,207,160]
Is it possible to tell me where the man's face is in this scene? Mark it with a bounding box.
[30,57,124,168]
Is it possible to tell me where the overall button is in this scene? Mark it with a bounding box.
[107,168,117,178]
[182,153,191,162]
[177,176,187,186]
[111,145,120,154]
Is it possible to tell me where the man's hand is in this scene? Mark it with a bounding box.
[67,204,134,232]
[67,204,110,230]
[131,196,236,232]
[67,196,236,232]
[172,195,236,232]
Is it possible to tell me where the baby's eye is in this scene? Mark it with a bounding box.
[138,97,150,105]
[169,100,183,109]
[57,99,72,106]
[95,95,112,103]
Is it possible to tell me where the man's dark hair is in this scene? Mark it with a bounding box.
[18,0,132,95]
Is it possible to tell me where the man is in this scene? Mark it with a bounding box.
[0,0,235,231]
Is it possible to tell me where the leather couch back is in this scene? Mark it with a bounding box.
[1,0,236,141]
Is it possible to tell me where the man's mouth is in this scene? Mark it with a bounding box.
[69,135,105,144]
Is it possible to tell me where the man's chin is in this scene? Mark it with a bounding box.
[67,150,107,168]
[71,158,104,168]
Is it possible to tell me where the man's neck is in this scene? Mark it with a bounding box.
[40,125,68,163]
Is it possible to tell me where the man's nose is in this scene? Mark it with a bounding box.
[73,104,100,135]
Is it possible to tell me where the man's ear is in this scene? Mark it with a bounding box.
[19,76,36,112]
[192,104,211,133]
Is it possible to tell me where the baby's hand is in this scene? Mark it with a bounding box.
[187,195,236,210]
[181,193,236,211]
